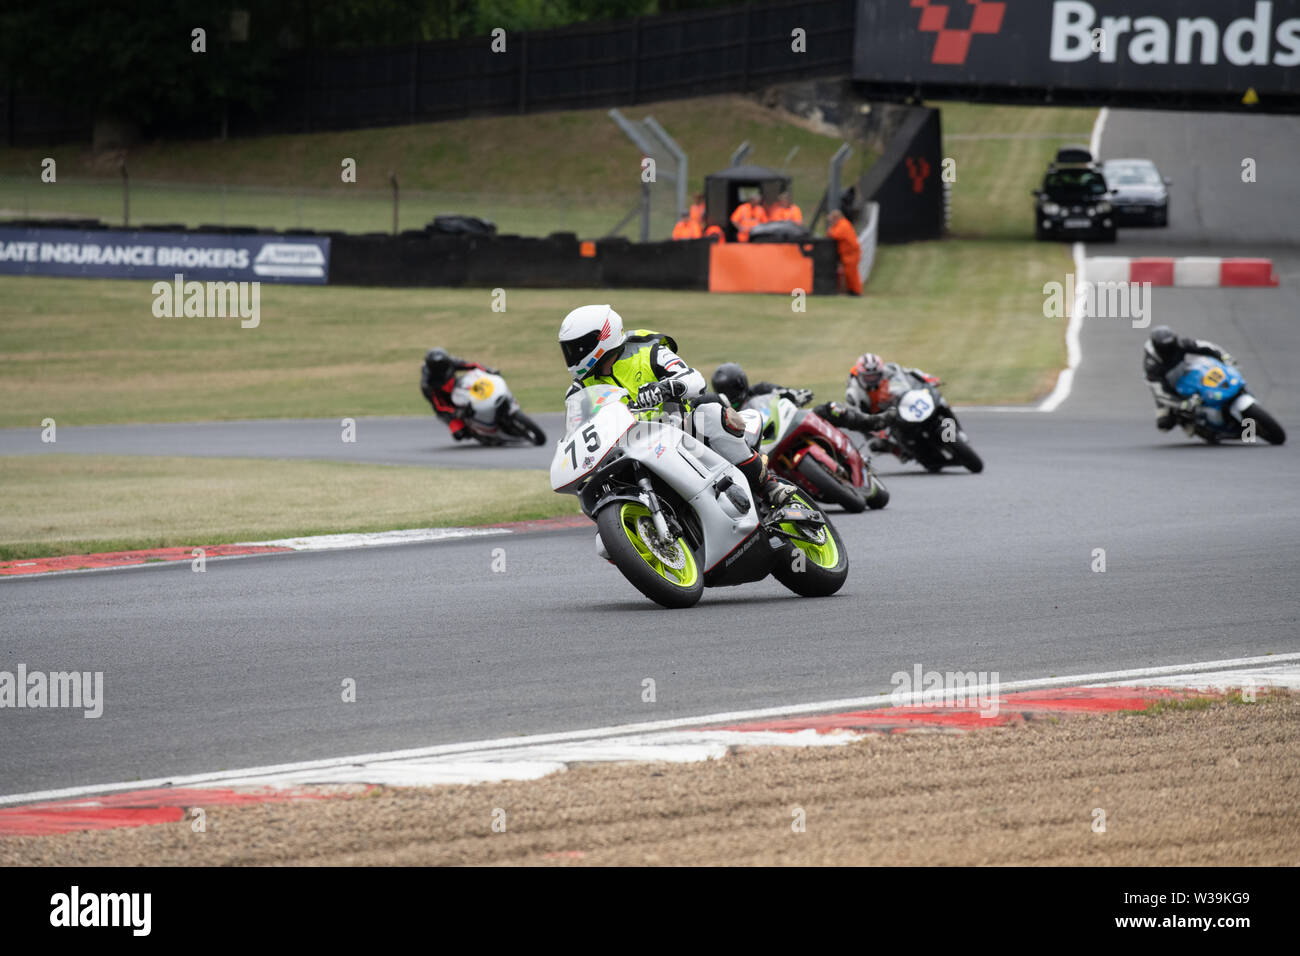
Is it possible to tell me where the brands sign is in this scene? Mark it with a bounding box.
[0,227,330,284]
[855,0,1300,101]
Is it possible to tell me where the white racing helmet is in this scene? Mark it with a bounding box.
[559,304,626,379]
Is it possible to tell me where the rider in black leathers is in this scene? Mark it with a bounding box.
[710,362,814,410]
[1142,326,1234,430]
[711,361,896,455]
[420,348,498,440]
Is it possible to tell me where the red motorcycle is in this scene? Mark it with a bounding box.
[740,392,888,513]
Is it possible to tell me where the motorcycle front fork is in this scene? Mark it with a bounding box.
[637,476,673,543]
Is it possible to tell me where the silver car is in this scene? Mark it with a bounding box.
[1101,158,1170,226]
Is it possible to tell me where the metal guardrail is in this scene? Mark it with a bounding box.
[857,200,879,287]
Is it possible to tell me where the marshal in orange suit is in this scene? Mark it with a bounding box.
[826,210,862,296]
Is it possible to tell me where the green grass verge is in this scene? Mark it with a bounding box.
[1123,692,1281,716]
[0,98,1091,556]
[936,100,1099,239]
[0,95,861,240]
[0,455,578,560]
[0,241,1070,429]
[1123,696,1217,716]
[0,96,1088,242]
[0,99,1089,430]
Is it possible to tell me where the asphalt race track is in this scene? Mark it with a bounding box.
[0,414,565,470]
[3,110,1298,797]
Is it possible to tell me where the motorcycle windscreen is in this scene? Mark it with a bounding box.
[743,394,781,449]
[1171,357,1241,406]
[896,389,936,423]
[551,388,634,491]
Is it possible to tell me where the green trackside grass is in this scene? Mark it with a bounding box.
[0,95,865,240]
[0,99,1089,557]
[0,98,1089,428]
[0,455,578,560]
[0,179,629,245]
[0,96,1086,241]
[0,239,1070,429]
[1119,694,1279,716]
[937,100,1100,238]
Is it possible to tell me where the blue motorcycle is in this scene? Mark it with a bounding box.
[1157,355,1286,445]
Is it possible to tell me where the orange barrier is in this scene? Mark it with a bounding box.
[708,242,813,294]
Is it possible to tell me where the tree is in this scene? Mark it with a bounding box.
[4,0,281,146]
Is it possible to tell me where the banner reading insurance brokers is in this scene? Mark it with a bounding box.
[0,226,330,285]
[854,0,1300,101]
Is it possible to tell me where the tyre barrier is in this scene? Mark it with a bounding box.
[1,217,848,293]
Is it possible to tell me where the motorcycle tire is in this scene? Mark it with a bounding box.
[596,501,703,609]
[502,411,547,446]
[770,492,849,598]
[1243,405,1286,445]
[865,473,890,510]
[951,438,984,473]
[795,454,866,513]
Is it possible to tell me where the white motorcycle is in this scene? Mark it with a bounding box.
[450,368,546,446]
[550,385,849,609]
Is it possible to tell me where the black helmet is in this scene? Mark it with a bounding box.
[711,362,749,406]
[1149,326,1178,363]
[425,347,453,376]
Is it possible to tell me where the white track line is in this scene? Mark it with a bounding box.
[243,527,510,551]
[1090,105,1109,158]
[2,651,1294,807]
[1036,240,1088,412]
[1,527,520,582]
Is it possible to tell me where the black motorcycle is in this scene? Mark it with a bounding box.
[886,382,983,473]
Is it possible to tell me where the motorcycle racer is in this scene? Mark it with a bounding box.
[1143,326,1235,431]
[812,400,897,449]
[420,348,499,441]
[710,362,814,410]
[559,305,795,508]
[817,353,941,459]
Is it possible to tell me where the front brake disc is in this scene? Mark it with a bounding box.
[636,516,686,570]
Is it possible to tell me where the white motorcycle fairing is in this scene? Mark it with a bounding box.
[551,392,761,573]
[451,369,516,426]
[897,388,936,424]
[743,393,799,455]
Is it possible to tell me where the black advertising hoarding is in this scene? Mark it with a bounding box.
[855,107,946,241]
[854,0,1300,110]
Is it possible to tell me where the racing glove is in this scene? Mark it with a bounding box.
[781,387,814,406]
[816,401,893,433]
[636,378,688,407]
[814,400,847,423]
